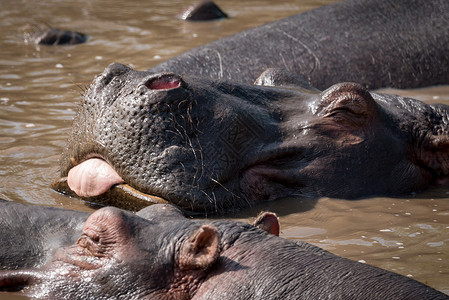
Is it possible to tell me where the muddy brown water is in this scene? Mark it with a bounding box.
[0,0,448,297]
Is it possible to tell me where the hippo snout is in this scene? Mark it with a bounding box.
[99,63,185,92]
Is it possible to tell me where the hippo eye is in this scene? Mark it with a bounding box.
[144,74,183,90]
[78,232,99,246]
[89,232,101,243]
[327,96,367,116]
[76,229,106,257]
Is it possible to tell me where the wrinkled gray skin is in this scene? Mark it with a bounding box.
[54,63,449,213]
[0,202,447,299]
[151,0,449,90]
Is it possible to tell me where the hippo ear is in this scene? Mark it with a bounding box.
[0,270,41,292]
[136,204,184,221]
[419,134,449,184]
[254,68,318,91]
[252,212,280,236]
[179,225,220,271]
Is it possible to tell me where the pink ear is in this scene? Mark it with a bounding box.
[179,225,220,271]
[252,212,280,236]
[144,74,182,90]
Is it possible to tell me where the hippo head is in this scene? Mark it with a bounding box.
[52,63,449,213]
[0,205,279,299]
[0,205,216,299]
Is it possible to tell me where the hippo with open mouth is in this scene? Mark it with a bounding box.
[51,63,449,213]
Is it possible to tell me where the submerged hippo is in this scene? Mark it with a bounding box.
[152,0,449,89]
[24,27,88,46]
[0,201,447,299]
[177,1,228,21]
[52,63,449,213]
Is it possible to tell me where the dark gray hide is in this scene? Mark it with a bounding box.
[0,203,447,299]
[0,201,88,270]
[52,64,449,213]
[151,0,449,89]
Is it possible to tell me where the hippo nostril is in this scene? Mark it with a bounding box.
[99,63,131,86]
[104,63,131,77]
[144,74,183,90]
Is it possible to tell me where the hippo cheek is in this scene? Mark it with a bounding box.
[238,82,387,202]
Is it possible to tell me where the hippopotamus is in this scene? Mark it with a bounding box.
[24,27,88,46]
[0,201,447,299]
[177,1,228,21]
[0,200,88,270]
[51,63,449,213]
[151,0,449,90]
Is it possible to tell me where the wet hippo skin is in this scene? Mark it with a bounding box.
[151,0,449,90]
[51,64,449,213]
[0,200,88,270]
[0,201,447,299]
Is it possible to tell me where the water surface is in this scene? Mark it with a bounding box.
[0,0,448,297]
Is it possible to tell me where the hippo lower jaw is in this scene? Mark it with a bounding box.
[51,158,169,211]
[53,150,303,212]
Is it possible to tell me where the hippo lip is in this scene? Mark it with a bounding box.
[51,156,169,211]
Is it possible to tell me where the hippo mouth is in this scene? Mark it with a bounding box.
[51,157,169,211]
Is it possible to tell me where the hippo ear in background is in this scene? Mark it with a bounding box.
[254,68,319,91]
[178,225,220,271]
[252,212,280,236]
[0,269,43,292]
[136,204,184,221]
[177,1,228,21]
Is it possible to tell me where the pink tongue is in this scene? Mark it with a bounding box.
[67,158,124,197]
